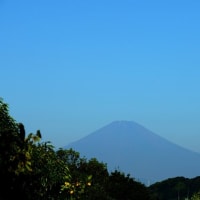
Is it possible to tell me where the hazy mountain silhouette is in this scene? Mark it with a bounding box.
[65,120,200,184]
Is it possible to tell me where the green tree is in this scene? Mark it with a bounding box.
[107,170,150,200]
[22,140,69,200]
[79,157,110,200]
[57,148,93,199]
[175,181,186,200]
[0,98,34,199]
[191,191,200,200]
[0,98,69,199]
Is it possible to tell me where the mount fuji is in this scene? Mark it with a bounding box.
[65,120,200,183]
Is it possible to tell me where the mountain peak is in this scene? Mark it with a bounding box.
[109,120,143,127]
[65,120,200,183]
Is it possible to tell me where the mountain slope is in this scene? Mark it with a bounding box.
[65,120,200,183]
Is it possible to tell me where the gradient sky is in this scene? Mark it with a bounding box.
[1,0,200,152]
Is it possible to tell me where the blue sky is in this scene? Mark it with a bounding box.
[1,0,200,152]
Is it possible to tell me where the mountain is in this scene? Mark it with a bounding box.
[65,120,200,184]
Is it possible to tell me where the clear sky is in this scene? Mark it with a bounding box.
[1,0,200,152]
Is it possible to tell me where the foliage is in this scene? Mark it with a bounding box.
[60,173,92,200]
[0,98,35,199]
[0,98,69,199]
[79,157,110,200]
[191,191,200,200]
[57,148,107,199]
[23,140,67,199]
[107,170,150,200]
[149,176,200,200]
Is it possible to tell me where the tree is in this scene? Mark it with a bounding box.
[0,98,69,199]
[191,191,200,200]
[79,157,109,200]
[57,148,93,199]
[174,181,186,200]
[21,140,68,200]
[0,98,34,199]
[107,170,150,200]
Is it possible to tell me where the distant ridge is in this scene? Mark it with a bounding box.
[65,120,200,183]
